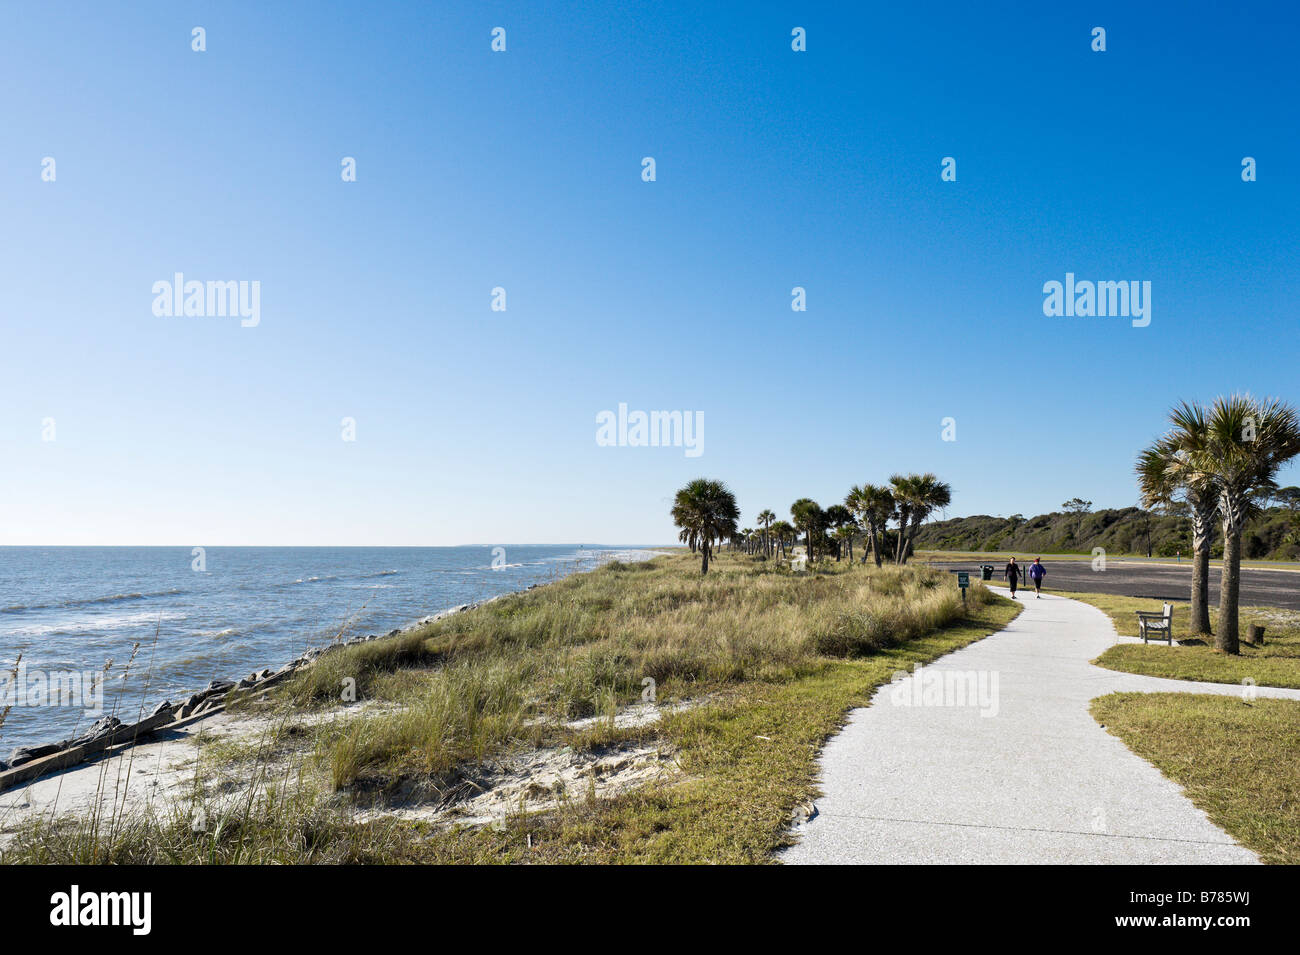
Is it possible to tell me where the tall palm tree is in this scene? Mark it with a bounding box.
[757,509,776,558]
[889,474,920,564]
[671,478,740,575]
[790,498,822,561]
[900,473,952,564]
[1137,428,1218,635]
[823,504,855,561]
[832,525,855,562]
[847,484,894,567]
[1165,396,1300,652]
[770,520,795,558]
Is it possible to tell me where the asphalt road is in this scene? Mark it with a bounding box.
[925,558,1300,610]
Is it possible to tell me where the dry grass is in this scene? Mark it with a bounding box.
[1,551,1017,864]
[302,553,985,789]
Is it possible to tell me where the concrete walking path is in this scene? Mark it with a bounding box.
[781,589,1300,865]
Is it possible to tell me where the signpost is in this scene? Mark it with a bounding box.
[957,571,969,605]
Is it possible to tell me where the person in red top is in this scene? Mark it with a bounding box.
[1003,557,1021,598]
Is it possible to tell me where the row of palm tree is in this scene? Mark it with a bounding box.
[671,473,953,574]
[735,519,798,558]
[1136,395,1300,654]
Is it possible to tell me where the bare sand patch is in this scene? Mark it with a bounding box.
[0,696,700,844]
[356,741,681,829]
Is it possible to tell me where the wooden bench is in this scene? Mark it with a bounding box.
[1136,603,1174,644]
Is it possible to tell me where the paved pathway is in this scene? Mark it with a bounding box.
[781,589,1300,865]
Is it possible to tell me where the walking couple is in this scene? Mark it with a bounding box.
[1004,557,1045,599]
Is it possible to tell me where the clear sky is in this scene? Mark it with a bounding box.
[2,1,1297,546]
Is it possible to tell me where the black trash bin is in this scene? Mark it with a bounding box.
[981,565,994,581]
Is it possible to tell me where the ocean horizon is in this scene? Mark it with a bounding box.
[0,545,666,752]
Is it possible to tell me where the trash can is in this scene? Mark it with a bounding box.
[981,565,994,581]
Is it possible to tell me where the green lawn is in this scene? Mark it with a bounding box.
[1092,693,1300,864]
[1064,590,1300,690]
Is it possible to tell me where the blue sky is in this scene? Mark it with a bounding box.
[2,1,1297,545]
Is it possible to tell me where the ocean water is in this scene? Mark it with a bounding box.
[0,545,661,753]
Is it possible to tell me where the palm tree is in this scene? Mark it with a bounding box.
[899,473,951,564]
[1137,426,1218,636]
[823,504,855,561]
[770,520,795,558]
[833,525,855,561]
[1163,396,1300,652]
[847,484,894,567]
[889,474,920,564]
[671,478,740,575]
[757,509,776,558]
[790,498,823,561]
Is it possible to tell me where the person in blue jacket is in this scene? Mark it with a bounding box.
[1003,557,1021,598]
[1028,557,1046,597]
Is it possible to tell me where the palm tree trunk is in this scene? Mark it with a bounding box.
[1189,505,1214,635]
[903,515,922,565]
[869,521,883,567]
[1216,496,1245,654]
[701,541,711,575]
[894,509,910,564]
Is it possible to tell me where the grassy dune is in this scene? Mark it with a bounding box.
[3,551,1019,864]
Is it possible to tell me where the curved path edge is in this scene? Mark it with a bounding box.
[781,588,1297,864]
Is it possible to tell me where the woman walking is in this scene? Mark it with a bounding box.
[1028,557,1046,597]
[1004,557,1021,598]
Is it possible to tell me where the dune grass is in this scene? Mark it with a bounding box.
[405,597,1019,863]
[2,551,1019,864]
[1063,590,1300,689]
[1092,692,1300,864]
[289,551,1001,790]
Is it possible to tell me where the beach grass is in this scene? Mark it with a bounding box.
[1,551,1018,864]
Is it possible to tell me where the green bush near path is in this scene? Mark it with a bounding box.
[1065,590,1300,690]
[1092,693,1300,865]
